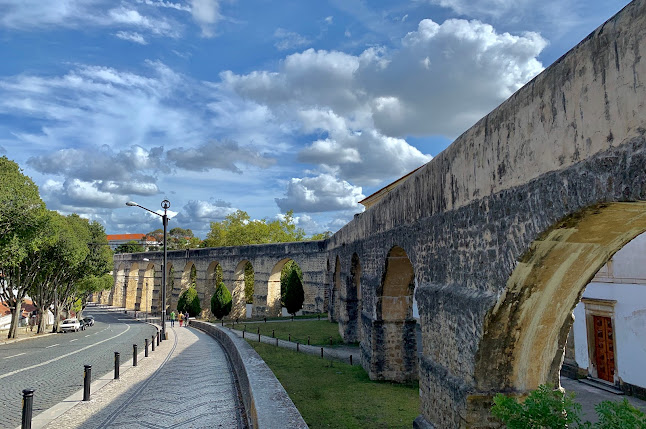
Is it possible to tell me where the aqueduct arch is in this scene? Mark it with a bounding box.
[234,260,252,319]
[112,264,126,308]
[468,202,646,418]
[371,246,417,382]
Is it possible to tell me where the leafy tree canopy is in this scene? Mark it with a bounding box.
[283,266,304,316]
[114,240,145,254]
[177,286,201,317]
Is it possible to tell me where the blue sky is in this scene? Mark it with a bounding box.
[0,0,631,238]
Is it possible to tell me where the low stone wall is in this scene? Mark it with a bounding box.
[191,320,308,429]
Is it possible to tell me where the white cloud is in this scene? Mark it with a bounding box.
[166,140,275,173]
[274,28,311,51]
[42,178,129,209]
[172,199,237,234]
[115,31,148,44]
[324,16,334,24]
[275,173,365,213]
[137,0,191,12]
[190,0,220,37]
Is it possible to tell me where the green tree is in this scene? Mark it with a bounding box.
[280,260,303,303]
[114,240,145,254]
[177,287,201,317]
[202,210,307,247]
[283,268,305,316]
[144,227,201,251]
[211,282,232,320]
[310,231,333,240]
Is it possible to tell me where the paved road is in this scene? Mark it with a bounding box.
[0,306,157,428]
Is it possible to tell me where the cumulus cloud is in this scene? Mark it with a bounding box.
[166,140,275,173]
[275,173,365,213]
[274,28,311,51]
[174,199,236,228]
[190,0,220,37]
[115,31,148,44]
[42,179,129,209]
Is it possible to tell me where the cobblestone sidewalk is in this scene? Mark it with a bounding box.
[44,325,247,429]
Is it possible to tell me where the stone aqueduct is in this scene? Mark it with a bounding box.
[99,2,646,427]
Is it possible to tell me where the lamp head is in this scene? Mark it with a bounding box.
[126,201,138,207]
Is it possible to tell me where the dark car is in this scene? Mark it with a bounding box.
[79,319,89,330]
[83,316,94,326]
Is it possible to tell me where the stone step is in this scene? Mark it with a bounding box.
[579,378,625,395]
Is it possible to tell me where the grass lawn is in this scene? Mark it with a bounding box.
[249,341,420,428]
[224,319,345,346]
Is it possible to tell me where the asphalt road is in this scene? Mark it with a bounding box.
[0,306,157,429]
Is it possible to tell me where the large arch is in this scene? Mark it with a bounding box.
[138,262,154,313]
[343,253,362,343]
[112,263,126,308]
[234,260,253,319]
[268,258,290,317]
[371,246,418,382]
[203,261,223,318]
[469,202,646,421]
[330,256,341,322]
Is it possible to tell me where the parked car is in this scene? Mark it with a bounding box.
[83,316,94,326]
[60,318,81,333]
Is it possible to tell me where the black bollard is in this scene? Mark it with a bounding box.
[133,344,137,366]
[350,355,353,365]
[222,319,224,326]
[21,388,34,429]
[272,329,275,338]
[321,347,324,358]
[242,330,245,339]
[296,342,299,352]
[83,365,91,401]
[307,336,310,345]
[329,336,333,346]
[156,331,159,346]
[264,317,266,323]
[114,352,120,379]
[151,335,155,352]
[258,333,261,342]
[275,337,278,346]
[257,327,260,334]
[288,333,291,342]
[318,314,320,321]
[145,338,149,357]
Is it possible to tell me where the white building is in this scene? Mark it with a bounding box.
[563,233,646,398]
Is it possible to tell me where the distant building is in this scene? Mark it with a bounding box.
[106,233,159,251]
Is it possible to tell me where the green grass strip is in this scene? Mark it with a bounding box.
[249,341,419,428]
[224,319,345,346]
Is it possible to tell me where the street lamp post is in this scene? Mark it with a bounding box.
[126,200,170,339]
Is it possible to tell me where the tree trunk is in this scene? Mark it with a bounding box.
[52,307,61,333]
[37,305,48,334]
[8,302,22,339]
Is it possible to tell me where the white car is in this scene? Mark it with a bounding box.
[60,318,81,333]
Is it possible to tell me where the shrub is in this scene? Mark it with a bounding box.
[492,384,646,429]
[283,268,304,316]
[211,282,232,320]
[177,287,201,317]
[595,398,646,429]
[492,384,583,429]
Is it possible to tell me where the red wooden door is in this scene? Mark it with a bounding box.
[593,315,615,383]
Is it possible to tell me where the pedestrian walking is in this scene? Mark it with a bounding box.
[184,311,189,327]
[170,310,176,327]
[179,312,183,327]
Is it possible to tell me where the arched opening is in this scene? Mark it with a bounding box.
[205,261,223,318]
[125,263,139,310]
[563,231,646,392]
[342,253,362,343]
[139,262,154,313]
[268,259,305,317]
[372,246,417,382]
[234,260,254,318]
[470,202,646,422]
[164,263,174,315]
[174,261,195,311]
[113,263,126,308]
[330,256,341,322]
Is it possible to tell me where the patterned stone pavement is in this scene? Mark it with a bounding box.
[45,325,247,429]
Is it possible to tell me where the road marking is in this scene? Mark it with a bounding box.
[70,339,78,342]
[3,352,26,359]
[45,344,59,348]
[85,335,90,337]
[0,324,132,380]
